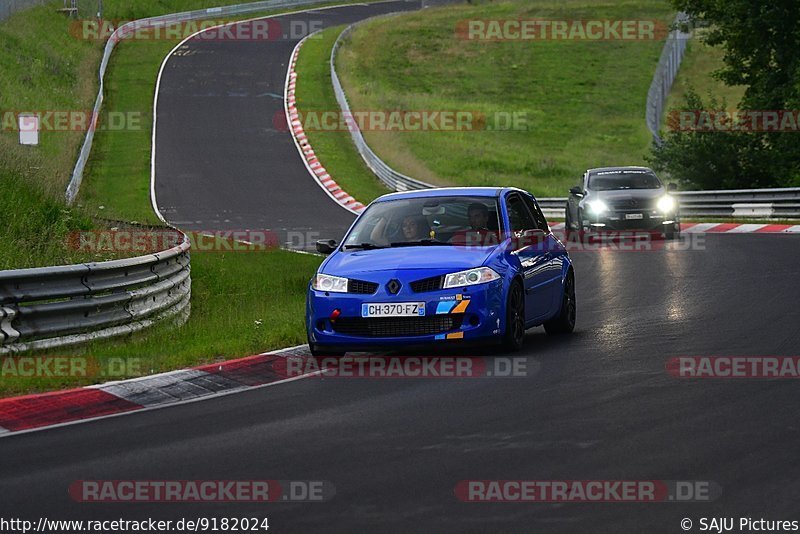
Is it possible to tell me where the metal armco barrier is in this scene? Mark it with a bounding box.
[65,0,337,204]
[331,15,798,220]
[0,235,191,354]
[646,13,691,145]
[537,188,800,219]
[0,0,47,21]
[331,16,435,192]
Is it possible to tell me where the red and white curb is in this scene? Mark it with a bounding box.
[548,222,800,234]
[285,37,365,215]
[0,346,319,436]
[283,38,800,233]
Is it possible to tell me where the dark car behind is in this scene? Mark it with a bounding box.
[565,166,680,238]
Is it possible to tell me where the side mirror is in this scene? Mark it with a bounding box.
[569,186,584,197]
[667,183,678,192]
[515,229,546,250]
[316,239,338,255]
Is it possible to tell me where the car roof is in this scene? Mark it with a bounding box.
[586,166,655,175]
[374,187,523,202]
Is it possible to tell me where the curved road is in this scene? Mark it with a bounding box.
[153,1,436,246]
[2,2,800,533]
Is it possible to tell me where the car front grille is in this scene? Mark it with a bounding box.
[410,275,444,293]
[331,315,462,337]
[608,198,656,211]
[348,279,379,294]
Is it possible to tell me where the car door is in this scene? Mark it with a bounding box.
[505,193,556,322]
[522,193,565,317]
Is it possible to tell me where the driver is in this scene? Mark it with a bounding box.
[450,203,498,246]
[370,214,431,245]
[468,202,489,231]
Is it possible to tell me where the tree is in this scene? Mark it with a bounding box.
[652,0,800,188]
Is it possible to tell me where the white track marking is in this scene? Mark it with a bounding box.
[1,345,322,439]
[726,224,767,233]
[151,1,404,224]
[682,223,721,233]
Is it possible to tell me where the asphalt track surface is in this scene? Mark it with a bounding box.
[152,0,445,247]
[3,2,800,533]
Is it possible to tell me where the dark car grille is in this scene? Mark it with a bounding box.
[410,275,444,293]
[608,198,656,211]
[332,315,462,337]
[348,279,379,294]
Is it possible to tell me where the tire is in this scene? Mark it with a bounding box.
[664,225,680,240]
[502,281,526,352]
[544,270,576,335]
[576,211,586,240]
[565,206,576,238]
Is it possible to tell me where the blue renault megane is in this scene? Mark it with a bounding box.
[306,187,575,356]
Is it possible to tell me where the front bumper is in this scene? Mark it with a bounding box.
[583,210,680,233]
[307,279,505,350]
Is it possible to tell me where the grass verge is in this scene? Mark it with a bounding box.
[666,30,746,113]
[334,0,675,198]
[1,1,410,395]
[3,248,320,397]
[294,26,391,204]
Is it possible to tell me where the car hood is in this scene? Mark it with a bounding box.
[592,187,665,201]
[322,245,498,275]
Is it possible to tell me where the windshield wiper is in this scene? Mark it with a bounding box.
[390,239,451,247]
[343,243,386,250]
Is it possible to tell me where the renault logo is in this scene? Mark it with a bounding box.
[387,279,401,295]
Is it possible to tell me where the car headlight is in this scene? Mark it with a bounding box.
[443,267,500,289]
[587,200,609,215]
[312,273,348,293]
[657,195,676,212]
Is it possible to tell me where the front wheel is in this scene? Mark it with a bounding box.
[565,206,576,237]
[544,271,576,335]
[664,224,680,240]
[502,281,526,352]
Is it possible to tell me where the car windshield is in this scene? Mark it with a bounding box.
[343,195,502,249]
[588,171,662,191]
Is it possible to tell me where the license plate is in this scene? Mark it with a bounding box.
[362,302,426,318]
[625,213,644,220]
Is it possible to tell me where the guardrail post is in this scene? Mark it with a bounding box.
[0,307,20,346]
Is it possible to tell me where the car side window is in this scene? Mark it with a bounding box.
[506,194,537,234]
[522,194,549,232]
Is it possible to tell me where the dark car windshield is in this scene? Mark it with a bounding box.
[343,195,501,249]
[588,171,662,191]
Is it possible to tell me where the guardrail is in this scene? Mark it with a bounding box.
[537,188,800,219]
[645,13,691,145]
[65,0,338,204]
[330,16,435,192]
[331,16,798,220]
[0,0,48,21]
[0,233,191,354]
